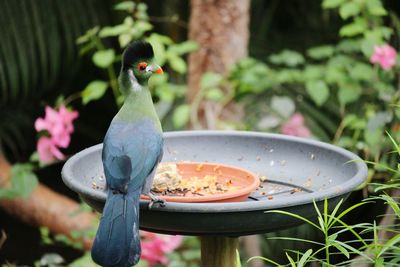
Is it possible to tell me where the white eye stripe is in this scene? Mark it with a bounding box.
[145,66,152,72]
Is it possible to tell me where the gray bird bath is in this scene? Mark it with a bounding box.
[62,131,368,267]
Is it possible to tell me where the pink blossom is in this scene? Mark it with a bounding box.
[140,231,183,267]
[281,113,311,138]
[34,105,78,163]
[37,137,65,162]
[370,44,397,70]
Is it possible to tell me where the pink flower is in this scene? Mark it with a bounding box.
[140,231,183,267]
[281,113,311,138]
[370,44,397,70]
[35,105,78,163]
[37,137,65,162]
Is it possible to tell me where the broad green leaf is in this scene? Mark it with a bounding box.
[365,128,383,146]
[168,53,187,74]
[76,26,99,44]
[200,72,223,90]
[338,83,362,106]
[114,1,135,11]
[172,104,190,129]
[92,49,115,68]
[366,0,387,16]
[147,33,173,45]
[119,33,133,48]
[307,45,335,60]
[205,88,224,101]
[339,2,360,19]
[99,25,128,38]
[304,65,324,80]
[271,96,295,118]
[269,50,305,67]
[339,19,367,37]
[10,164,38,198]
[169,41,199,55]
[349,63,373,81]
[134,21,153,33]
[81,80,108,105]
[305,80,330,106]
[147,33,171,65]
[322,0,346,9]
[337,39,361,53]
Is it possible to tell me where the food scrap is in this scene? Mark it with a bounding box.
[152,163,239,197]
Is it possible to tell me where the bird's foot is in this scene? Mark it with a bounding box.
[148,192,166,209]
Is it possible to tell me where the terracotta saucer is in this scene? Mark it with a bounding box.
[142,162,259,203]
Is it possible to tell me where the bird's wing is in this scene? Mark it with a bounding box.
[102,119,162,192]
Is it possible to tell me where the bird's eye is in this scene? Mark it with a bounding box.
[137,62,148,71]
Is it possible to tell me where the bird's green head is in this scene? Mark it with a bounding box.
[120,41,163,92]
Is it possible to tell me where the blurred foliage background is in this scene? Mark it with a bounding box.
[1,0,400,266]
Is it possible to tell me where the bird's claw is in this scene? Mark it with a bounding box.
[148,193,166,209]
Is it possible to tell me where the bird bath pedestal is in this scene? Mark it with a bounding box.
[62,131,368,267]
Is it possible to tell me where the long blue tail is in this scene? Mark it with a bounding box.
[91,189,141,267]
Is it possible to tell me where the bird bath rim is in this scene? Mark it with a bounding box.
[62,130,368,213]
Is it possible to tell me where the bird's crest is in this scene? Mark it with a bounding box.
[122,41,154,71]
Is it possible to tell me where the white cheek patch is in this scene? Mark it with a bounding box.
[128,69,142,92]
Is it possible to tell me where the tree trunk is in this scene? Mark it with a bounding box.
[187,0,250,129]
[0,153,96,250]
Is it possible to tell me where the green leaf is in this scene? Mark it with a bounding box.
[307,45,335,60]
[69,253,100,267]
[366,0,387,16]
[114,1,135,11]
[205,88,224,101]
[339,2,361,19]
[168,53,187,74]
[235,250,242,267]
[271,96,295,118]
[0,164,39,199]
[119,33,133,48]
[147,34,168,65]
[331,241,350,258]
[304,65,324,80]
[10,164,38,198]
[365,128,383,146]
[92,49,115,69]
[298,249,313,267]
[338,83,362,106]
[172,104,190,129]
[349,63,373,81]
[99,25,128,38]
[169,41,199,55]
[339,19,367,37]
[39,253,65,266]
[81,80,108,105]
[76,26,99,45]
[286,252,296,267]
[200,72,223,90]
[337,39,362,53]
[322,0,346,9]
[269,50,305,67]
[265,210,321,230]
[305,80,330,106]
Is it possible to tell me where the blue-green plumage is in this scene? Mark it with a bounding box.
[91,41,163,267]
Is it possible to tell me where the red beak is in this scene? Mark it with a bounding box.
[155,66,163,74]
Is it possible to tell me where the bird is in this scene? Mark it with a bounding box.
[91,41,165,267]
